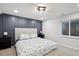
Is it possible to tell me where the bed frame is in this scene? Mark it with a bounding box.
[14,28,37,56]
[15,28,37,41]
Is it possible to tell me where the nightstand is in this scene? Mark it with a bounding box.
[0,35,11,49]
[38,33,44,38]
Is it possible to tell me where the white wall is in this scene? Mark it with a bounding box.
[43,13,79,50]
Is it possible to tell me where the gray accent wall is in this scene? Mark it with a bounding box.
[0,14,2,37]
[0,13,42,44]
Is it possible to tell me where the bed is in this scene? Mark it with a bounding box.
[15,28,56,56]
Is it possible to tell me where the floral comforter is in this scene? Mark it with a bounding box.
[16,37,56,56]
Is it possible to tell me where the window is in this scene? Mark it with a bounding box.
[70,20,79,36]
[61,19,79,37]
[62,22,69,35]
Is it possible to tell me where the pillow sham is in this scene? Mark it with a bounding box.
[30,34,37,38]
[19,34,30,39]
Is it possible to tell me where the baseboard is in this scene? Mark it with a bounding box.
[56,42,79,51]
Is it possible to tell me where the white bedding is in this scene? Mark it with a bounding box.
[15,37,56,56]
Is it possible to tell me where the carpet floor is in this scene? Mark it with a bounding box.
[0,44,79,56]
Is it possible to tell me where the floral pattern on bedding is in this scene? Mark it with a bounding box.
[16,38,56,56]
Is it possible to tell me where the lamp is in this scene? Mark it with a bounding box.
[3,32,8,35]
[40,31,42,33]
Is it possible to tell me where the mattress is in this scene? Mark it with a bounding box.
[15,37,56,56]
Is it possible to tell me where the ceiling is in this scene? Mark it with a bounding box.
[0,3,79,21]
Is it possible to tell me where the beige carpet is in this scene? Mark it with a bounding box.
[46,45,79,56]
[0,47,16,56]
[0,44,79,56]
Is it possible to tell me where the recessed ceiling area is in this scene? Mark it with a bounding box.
[0,3,79,21]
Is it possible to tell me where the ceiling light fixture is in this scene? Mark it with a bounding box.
[14,10,18,13]
[37,5,47,20]
[38,6,46,12]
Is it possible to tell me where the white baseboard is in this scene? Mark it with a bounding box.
[56,42,79,51]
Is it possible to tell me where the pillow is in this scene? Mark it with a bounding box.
[30,34,37,38]
[19,34,30,39]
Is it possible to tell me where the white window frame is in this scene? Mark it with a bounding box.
[60,20,79,39]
